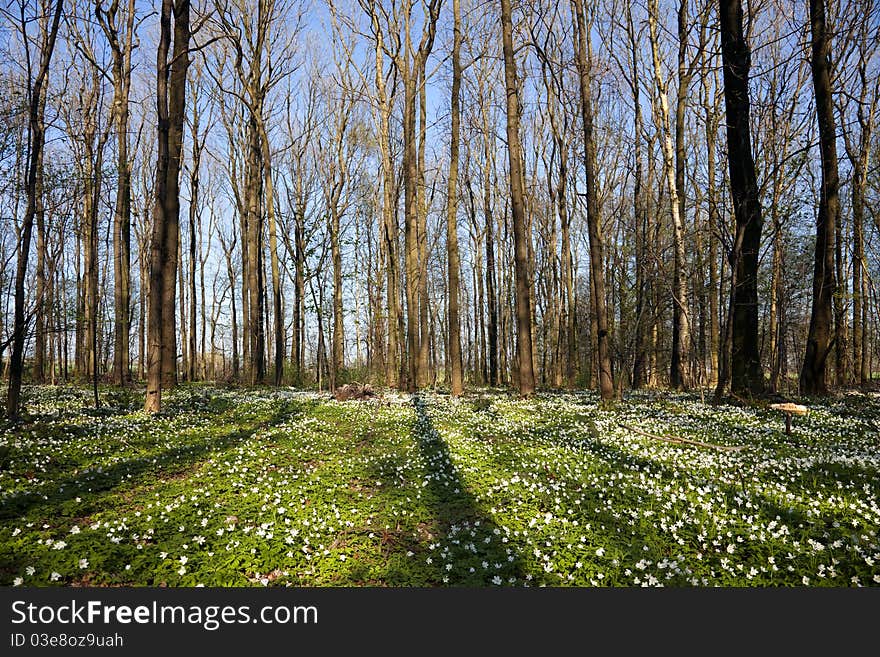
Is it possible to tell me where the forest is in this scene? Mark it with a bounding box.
[0,0,878,589]
[0,0,877,407]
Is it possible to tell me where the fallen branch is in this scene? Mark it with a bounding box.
[618,423,746,452]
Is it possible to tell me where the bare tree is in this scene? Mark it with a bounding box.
[717,0,765,397]
[145,0,191,412]
[5,0,64,418]
[648,0,690,389]
[446,0,463,395]
[570,0,614,400]
[500,0,535,396]
[800,0,840,395]
[96,0,137,386]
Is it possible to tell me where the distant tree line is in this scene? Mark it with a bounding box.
[1,0,878,415]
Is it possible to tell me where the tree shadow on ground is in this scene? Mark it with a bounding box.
[0,400,302,522]
[352,395,526,586]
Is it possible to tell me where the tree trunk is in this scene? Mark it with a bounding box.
[446,0,463,396]
[331,201,343,390]
[718,0,765,396]
[98,0,136,386]
[245,113,265,385]
[7,0,63,418]
[501,0,535,396]
[800,0,839,396]
[648,0,690,390]
[145,0,190,413]
[33,147,46,383]
[571,0,614,401]
[417,72,431,387]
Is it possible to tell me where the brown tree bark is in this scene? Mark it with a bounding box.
[839,22,878,387]
[446,0,463,396]
[6,0,63,418]
[33,145,46,383]
[97,0,136,386]
[571,0,614,401]
[800,0,839,396]
[145,0,190,412]
[648,0,690,390]
[718,0,765,397]
[500,0,535,396]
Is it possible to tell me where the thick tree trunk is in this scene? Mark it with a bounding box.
[245,115,265,385]
[718,0,765,396]
[800,0,839,396]
[145,0,190,413]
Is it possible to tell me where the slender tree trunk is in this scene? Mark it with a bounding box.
[417,72,431,387]
[366,12,400,390]
[187,99,201,383]
[257,119,283,387]
[331,202,343,390]
[834,204,847,385]
[179,237,187,381]
[629,0,647,390]
[98,0,136,386]
[8,0,63,417]
[571,0,614,400]
[484,166,498,387]
[648,0,690,390]
[501,0,535,396]
[33,147,46,383]
[446,0,463,396]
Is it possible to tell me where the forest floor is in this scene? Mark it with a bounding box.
[1,384,878,587]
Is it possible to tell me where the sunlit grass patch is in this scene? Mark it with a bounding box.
[1,384,878,587]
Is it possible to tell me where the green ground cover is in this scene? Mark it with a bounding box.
[1,385,878,586]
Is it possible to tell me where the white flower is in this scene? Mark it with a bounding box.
[491,575,502,585]
[50,572,61,582]
[802,576,810,585]
[25,566,35,576]
[178,566,186,575]
[179,556,188,565]
[595,547,605,557]
[12,528,20,537]
[78,559,89,569]
[873,575,880,584]
[13,577,22,586]
[53,541,67,550]
[69,525,81,534]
